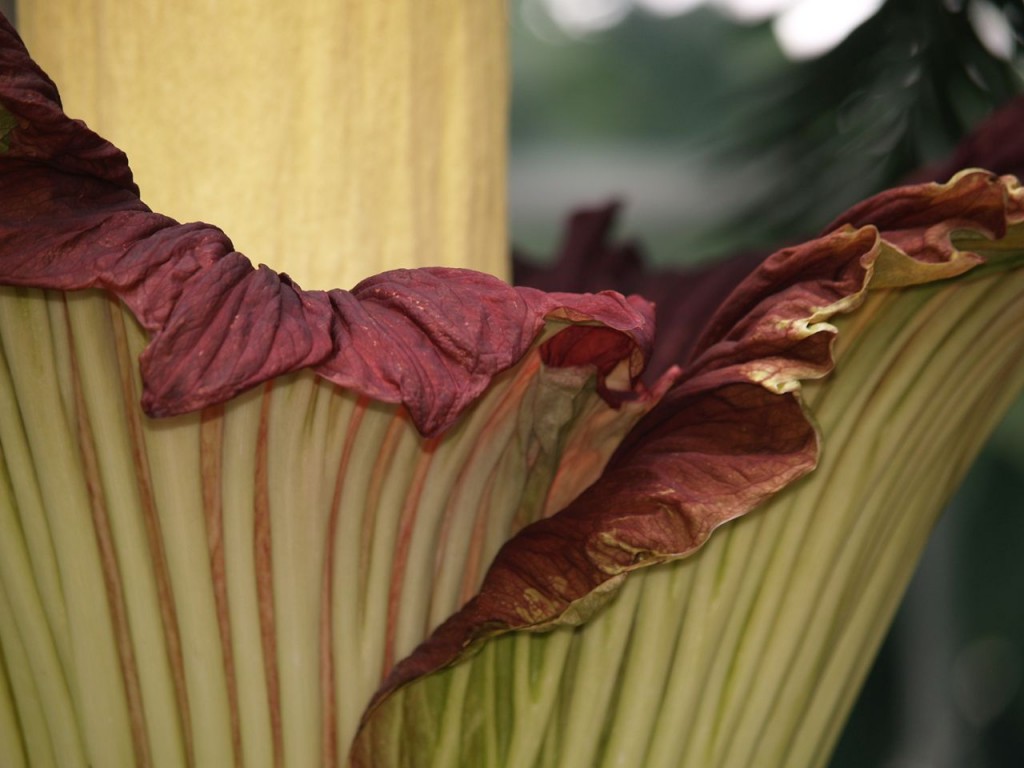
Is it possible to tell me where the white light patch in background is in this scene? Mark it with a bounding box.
[969,0,1016,60]
[772,0,886,60]
[541,0,632,35]
[635,0,707,16]
[709,0,802,24]
[536,0,908,58]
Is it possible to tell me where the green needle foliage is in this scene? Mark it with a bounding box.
[711,0,1024,249]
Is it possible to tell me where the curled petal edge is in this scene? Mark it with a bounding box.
[356,170,1024,746]
[0,17,662,438]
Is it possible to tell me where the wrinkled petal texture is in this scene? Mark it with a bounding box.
[367,168,1024,725]
[0,18,656,438]
[515,98,1024,379]
[515,206,766,379]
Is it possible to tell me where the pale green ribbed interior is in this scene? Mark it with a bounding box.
[357,264,1024,767]
[3,259,1023,768]
[0,287,648,767]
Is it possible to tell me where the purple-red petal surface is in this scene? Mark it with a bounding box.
[0,16,658,438]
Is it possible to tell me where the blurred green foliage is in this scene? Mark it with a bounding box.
[512,6,788,144]
[512,0,1023,256]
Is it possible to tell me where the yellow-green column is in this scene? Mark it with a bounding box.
[17,0,509,289]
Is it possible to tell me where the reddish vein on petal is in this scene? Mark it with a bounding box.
[359,415,406,624]
[382,440,438,677]
[459,469,501,607]
[67,303,151,768]
[320,400,367,768]
[109,299,195,768]
[252,383,282,768]
[198,405,241,768]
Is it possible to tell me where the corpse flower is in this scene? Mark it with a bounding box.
[1,8,1024,768]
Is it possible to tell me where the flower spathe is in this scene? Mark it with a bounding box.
[365,166,1024,696]
[2,12,1024,767]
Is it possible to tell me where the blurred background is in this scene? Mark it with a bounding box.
[509,1,1024,765]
